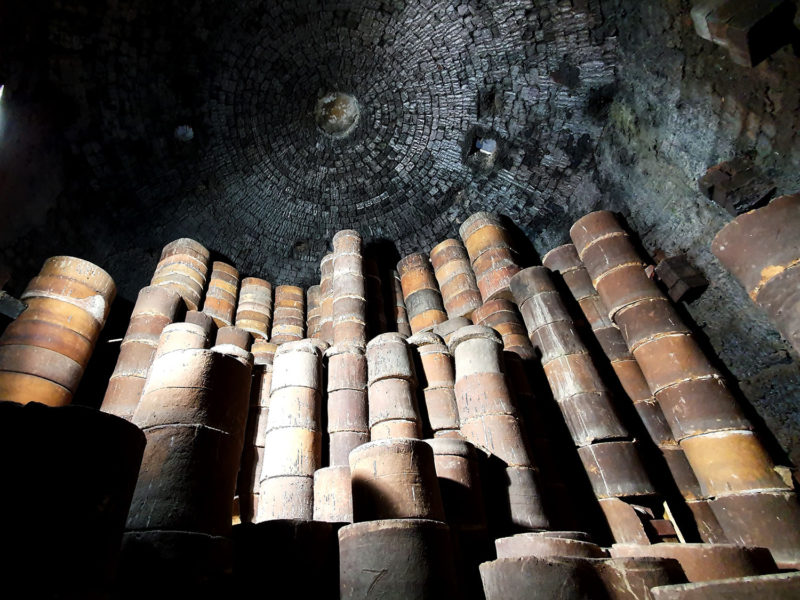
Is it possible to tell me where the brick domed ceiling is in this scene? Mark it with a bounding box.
[1,0,617,298]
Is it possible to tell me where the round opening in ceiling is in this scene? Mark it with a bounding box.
[174,124,194,142]
[315,92,360,138]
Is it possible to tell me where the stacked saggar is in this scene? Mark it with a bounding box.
[123,340,252,589]
[543,244,714,543]
[510,267,659,543]
[5,213,800,598]
[571,210,800,569]
[398,251,448,334]
[0,256,115,407]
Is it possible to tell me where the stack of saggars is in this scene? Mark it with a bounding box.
[471,295,582,532]
[389,268,413,336]
[102,239,212,420]
[151,238,209,310]
[426,436,491,598]
[318,253,335,343]
[570,210,800,570]
[202,262,239,327]
[324,342,369,467]
[430,238,483,320]
[470,298,539,443]
[120,336,253,594]
[459,212,521,301]
[235,277,273,340]
[101,285,181,420]
[312,230,370,527]
[340,438,459,598]
[257,339,323,521]
[510,266,662,543]
[315,342,368,523]
[397,252,448,334]
[4,211,800,599]
[0,257,147,599]
[236,339,277,523]
[306,284,321,339]
[407,331,461,439]
[270,285,305,344]
[366,332,423,439]
[0,256,116,407]
[471,299,531,357]
[232,331,338,597]
[100,238,213,420]
[332,230,367,347]
[543,244,708,542]
[448,324,549,535]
